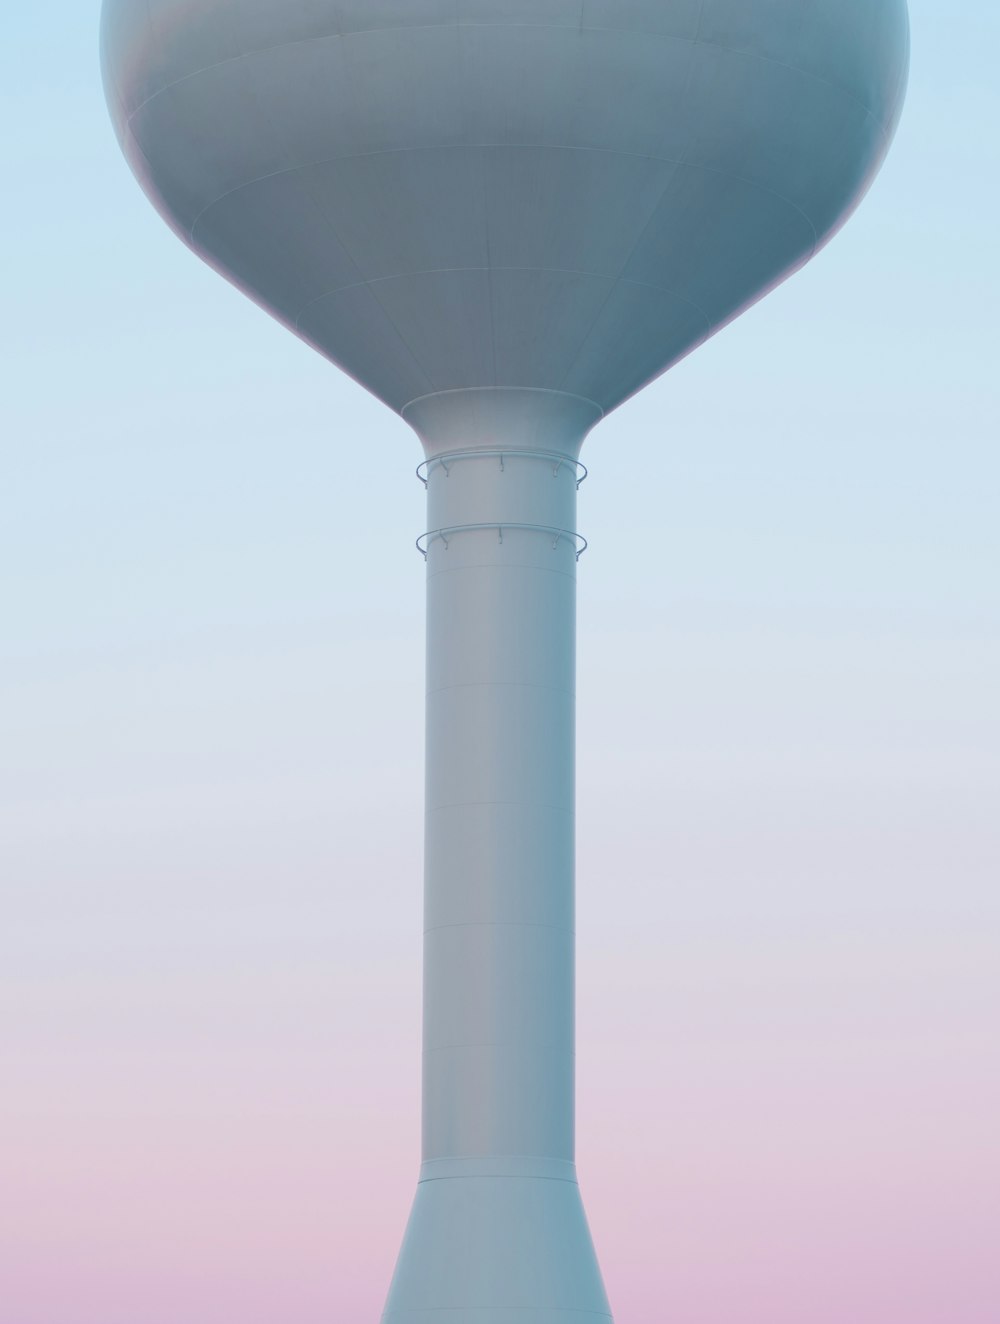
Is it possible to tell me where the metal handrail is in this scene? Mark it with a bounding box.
[416,449,588,489]
[416,522,588,561]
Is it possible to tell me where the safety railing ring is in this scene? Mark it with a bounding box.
[416,523,588,561]
[417,449,588,489]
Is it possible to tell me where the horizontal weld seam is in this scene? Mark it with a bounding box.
[424,922,575,936]
[427,564,578,584]
[426,800,573,812]
[426,799,574,810]
[424,1043,576,1053]
[421,1152,574,1162]
[417,1172,579,1185]
[129,26,887,142]
[425,802,574,816]
[403,382,602,417]
[384,1310,612,1319]
[426,682,575,698]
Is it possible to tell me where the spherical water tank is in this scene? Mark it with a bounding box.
[102,0,909,454]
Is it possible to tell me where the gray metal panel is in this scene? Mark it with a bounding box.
[700,0,910,127]
[569,28,698,158]
[491,269,616,391]
[373,269,496,393]
[683,40,883,239]
[145,0,239,80]
[483,147,677,277]
[193,171,363,315]
[308,149,490,282]
[583,0,703,37]
[461,0,584,23]
[621,164,817,321]
[562,277,715,407]
[103,0,909,438]
[296,282,432,407]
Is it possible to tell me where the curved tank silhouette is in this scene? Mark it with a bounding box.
[102,3,909,1321]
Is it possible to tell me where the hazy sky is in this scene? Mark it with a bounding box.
[2,4,998,1323]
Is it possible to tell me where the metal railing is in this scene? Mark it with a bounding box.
[416,522,588,560]
[416,448,588,488]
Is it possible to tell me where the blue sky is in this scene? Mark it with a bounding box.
[2,5,998,1323]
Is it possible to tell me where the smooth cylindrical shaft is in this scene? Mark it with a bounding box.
[383,440,610,1322]
[422,448,579,1168]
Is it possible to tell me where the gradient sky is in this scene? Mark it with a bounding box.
[2,4,998,1322]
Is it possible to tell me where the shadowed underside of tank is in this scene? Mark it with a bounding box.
[103,0,908,444]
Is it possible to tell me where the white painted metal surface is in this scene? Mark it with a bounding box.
[101,3,909,1319]
[102,0,909,437]
[390,443,609,1320]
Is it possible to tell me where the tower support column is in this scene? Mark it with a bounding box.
[383,441,610,1323]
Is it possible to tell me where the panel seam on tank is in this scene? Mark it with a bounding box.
[888,27,912,132]
[479,145,500,390]
[131,20,658,126]
[125,27,888,137]
[693,0,708,43]
[188,143,820,265]
[186,142,805,249]
[681,163,819,255]
[293,227,806,351]
[739,174,817,251]
[556,23,824,386]
[190,143,690,232]
[361,285,457,402]
[296,165,437,402]
[126,25,687,125]
[296,267,712,342]
[296,267,607,324]
[641,161,820,263]
[689,35,894,137]
[556,30,705,395]
[125,25,460,123]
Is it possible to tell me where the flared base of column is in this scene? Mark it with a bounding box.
[386,1314,612,1323]
[382,1159,612,1323]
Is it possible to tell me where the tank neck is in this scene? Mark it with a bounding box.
[402,387,602,461]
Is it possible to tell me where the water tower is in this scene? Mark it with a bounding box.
[101,3,909,1320]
